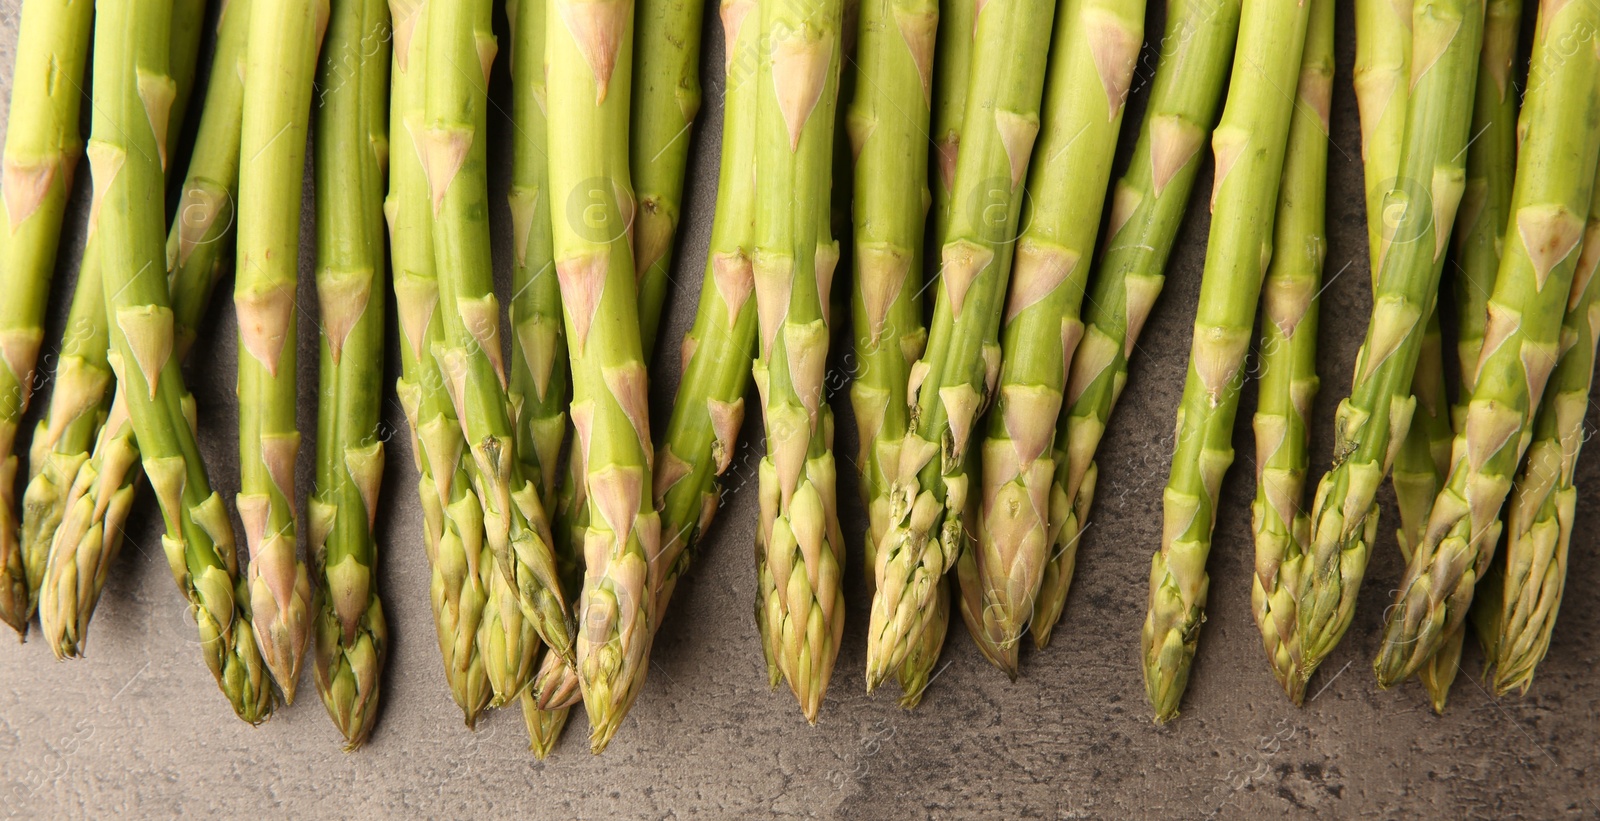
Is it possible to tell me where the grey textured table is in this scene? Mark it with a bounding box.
[1,1,1597,818]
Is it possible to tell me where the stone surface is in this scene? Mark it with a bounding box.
[0,1,1596,818]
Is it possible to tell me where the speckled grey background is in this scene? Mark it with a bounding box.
[0,0,1596,818]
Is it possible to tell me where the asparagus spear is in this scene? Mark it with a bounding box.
[864,0,1057,691]
[27,0,227,653]
[1374,0,1600,685]
[547,0,665,752]
[168,0,209,156]
[1031,0,1243,648]
[965,0,1142,675]
[1142,0,1312,723]
[235,0,326,704]
[927,0,970,248]
[1481,171,1600,695]
[750,0,848,721]
[631,0,705,356]
[386,0,493,726]
[426,0,573,684]
[506,0,572,753]
[310,0,390,750]
[0,0,95,637]
[1248,0,1332,705]
[91,0,272,723]
[1294,0,1483,682]
[645,0,760,684]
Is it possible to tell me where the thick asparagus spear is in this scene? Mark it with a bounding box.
[27,0,226,653]
[846,0,938,700]
[1481,172,1600,695]
[235,0,326,704]
[506,0,572,754]
[632,0,705,356]
[1031,0,1243,648]
[750,0,848,721]
[1248,0,1332,705]
[864,0,1057,690]
[0,0,95,637]
[386,0,493,726]
[91,0,272,723]
[1294,0,1483,682]
[1374,0,1600,685]
[311,0,390,750]
[547,0,664,752]
[645,0,760,685]
[965,0,1142,675]
[1142,0,1311,723]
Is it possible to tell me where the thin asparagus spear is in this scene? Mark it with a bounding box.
[927,0,970,249]
[750,0,848,721]
[1482,171,1600,695]
[425,0,573,685]
[1374,0,1600,684]
[1294,0,1484,682]
[1031,0,1243,648]
[965,0,1142,675]
[311,0,391,750]
[644,0,760,691]
[864,0,1057,691]
[631,0,705,357]
[0,0,95,637]
[547,0,663,752]
[27,0,225,653]
[1248,0,1332,705]
[235,0,326,704]
[506,0,572,753]
[168,0,209,156]
[91,0,272,723]
[1142,0,1312,723]
[386,0,493,726]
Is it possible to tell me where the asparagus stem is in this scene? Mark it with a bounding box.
[965,0,1143,676]
[1295,0,1484,683]
[27,0,224,654]
[864,0,1057,692]
[506,0,572,752]
[311,0,391,750]
[1142,0,1312,723]
[547,0,662,752]
[386,0,493,726]
[1248,0,1332,706]
[750,0,847,721]
[1374,0,1600,685]
[1480,169,1600,695]
[846,0,938,697]
[646,0,760,684]
[631,0,705,357]
[927,0,971,249]
[1032,0,1244,649]
[235,0,326,705]
[91,0,272,723]
[0,0,95,637]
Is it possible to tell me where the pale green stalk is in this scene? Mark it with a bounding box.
[927,0,970,248]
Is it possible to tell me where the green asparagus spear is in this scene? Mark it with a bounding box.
[864,0,1057,691]
[547,0,663,752]
[1248,0,1332,705]
[965,0,1142,675]
[235,0,326,704]
[0,0,95,637]
[631,0,705,356]
[1142,0,1312,722]
[1295,0,1484,682]
[310,0,391,749]
[927,0,970,249]
[91,0,272,723]
[386,0,493,726]
[1031,0,1243,648]
[1481,171,1600,695]
[506,0,573,753]
[1374,0,1600,685]
[28,0,226,655]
